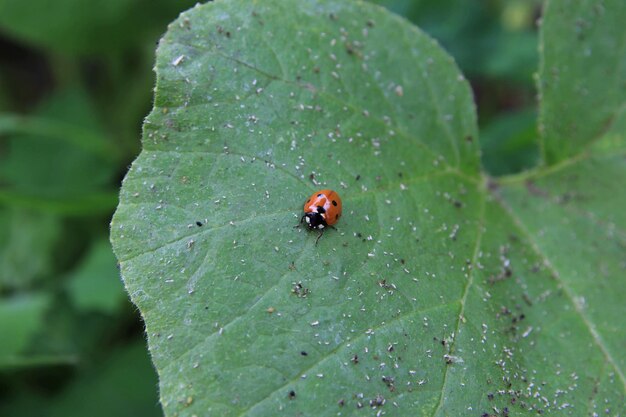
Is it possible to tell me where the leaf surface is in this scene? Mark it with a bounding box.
[111,0,626,415]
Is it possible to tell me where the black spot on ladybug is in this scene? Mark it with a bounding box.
[317,206,325,213]
[332,200,337,206]
[317,194,322,197]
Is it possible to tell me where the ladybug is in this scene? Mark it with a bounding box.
[301,189,342,243]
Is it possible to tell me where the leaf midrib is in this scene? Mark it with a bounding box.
[432,190,486,416]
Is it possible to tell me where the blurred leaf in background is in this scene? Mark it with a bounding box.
[2,342,161,417]
[0,0,196,415]
[0,210,61,290]
[66,239,127,314]
[0,293,51,365]
[0,0,196,54]
[0,88,119,214]
[0,0,549,415]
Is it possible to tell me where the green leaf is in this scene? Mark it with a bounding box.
[0,88,120,214]
[480,108,539,176]
[0,209,62,291]
[111,0,626,415]
[539,0,626,165]
[0,342,161,417]
[0,293,51,366]
[66,239,127,314]
[0,0,197,54]
[47,342,162,417]
[0,114,119,162]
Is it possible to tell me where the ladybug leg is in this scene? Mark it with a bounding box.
[315,228,324,245]
[295,215,306,229]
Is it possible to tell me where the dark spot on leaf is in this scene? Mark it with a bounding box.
[300,351,308,356]
[382,376,395,392]
[522,293,533,306]
[355,174,361,181]
[292,282,310,298]
[487,179,499,191]
[525,180,548,197]
[288,390,296,399]
[369,394,385,407]
[196,221,203,227]
[465,135,473,142]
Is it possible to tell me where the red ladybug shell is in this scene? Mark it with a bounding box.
[303,189,342,228]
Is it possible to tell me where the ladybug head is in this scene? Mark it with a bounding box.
[303,212,326,230]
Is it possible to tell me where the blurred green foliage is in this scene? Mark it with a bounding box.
[0,0,542,414]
